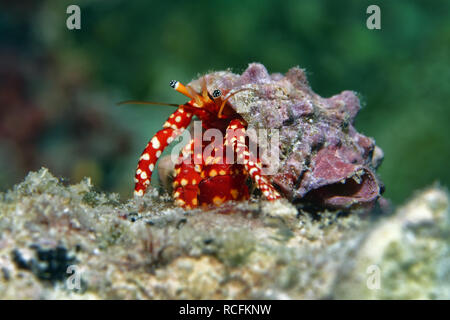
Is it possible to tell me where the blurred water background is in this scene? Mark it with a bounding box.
[0,0,449,205]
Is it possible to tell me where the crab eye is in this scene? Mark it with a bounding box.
[169,80,179,89]
[212,89,222,98]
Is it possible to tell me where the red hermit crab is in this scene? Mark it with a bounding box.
[125,77,281,209]
[125,63,384,210]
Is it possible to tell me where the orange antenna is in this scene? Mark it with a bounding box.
[200,77,209,100]
[217,87,256,118]
[117,100,179,107]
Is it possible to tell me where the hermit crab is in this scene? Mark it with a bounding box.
[125,63,384,210]
[124,73,281,209]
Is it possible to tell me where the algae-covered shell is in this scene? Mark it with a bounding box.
[189,63,384,209]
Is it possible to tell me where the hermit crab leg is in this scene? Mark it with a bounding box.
[134,106,193,196]
[225,119,281,200]
[172,139,203,208]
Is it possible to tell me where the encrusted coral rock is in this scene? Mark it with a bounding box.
[189,63,383,209]
[1,169,448,299]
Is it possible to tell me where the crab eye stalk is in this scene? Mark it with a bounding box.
[169,79,197,100]
[212,89,222,98]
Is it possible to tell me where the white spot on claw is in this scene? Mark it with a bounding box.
[151,137,161,149]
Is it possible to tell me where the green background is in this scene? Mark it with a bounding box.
[1,0,449,205]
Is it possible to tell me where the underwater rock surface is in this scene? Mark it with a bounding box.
[190,63,384,209]
[0,168,448,299]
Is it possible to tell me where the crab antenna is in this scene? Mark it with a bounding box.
[217,87,256,118]
[169,80,194,99]
[117,100,179,107]
[200,77,209,100]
